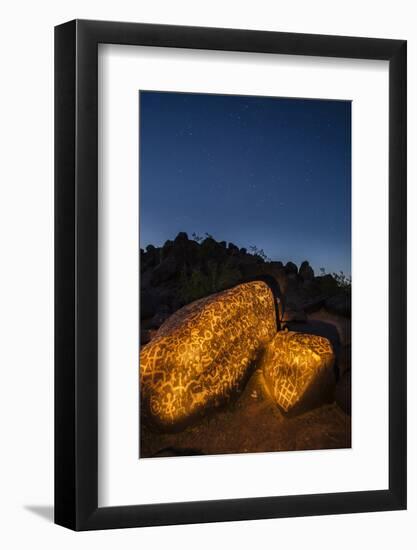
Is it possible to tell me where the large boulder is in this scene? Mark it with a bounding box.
[174,231,189,243]
[170,232,200,265]
[260,331,336,414]
[227,242,240,255]
[140,281,278,429]
[200,236,228,262]
[285,319,341,359]
[299,260,314,281]
[285,261,298,275]
[141,244,159,269]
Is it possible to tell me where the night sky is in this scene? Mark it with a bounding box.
[139,91,351,276]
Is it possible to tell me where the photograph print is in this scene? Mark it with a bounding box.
[139,91,351,459]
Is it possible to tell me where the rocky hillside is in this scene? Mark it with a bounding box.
[140,232,352,455]
[141,231,351,333]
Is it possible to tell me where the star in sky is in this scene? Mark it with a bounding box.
[139,91,352,275]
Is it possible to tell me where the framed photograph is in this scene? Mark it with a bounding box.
[55,20,406,530]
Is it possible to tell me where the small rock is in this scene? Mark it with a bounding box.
[228,242,239,254]
[174,232,189,243]
[299,261,314,281]
[285,261,298,275]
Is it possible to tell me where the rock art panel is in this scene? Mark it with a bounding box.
[260,331,335,413]
[140,281,277,428]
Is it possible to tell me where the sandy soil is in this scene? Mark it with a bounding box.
[140,366,351,458]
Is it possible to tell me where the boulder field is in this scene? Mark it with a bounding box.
[140,280,337,429]
[139,232,351,451]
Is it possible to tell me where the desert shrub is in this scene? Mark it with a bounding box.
[318,268,351,294]
[179,260,241,303]
[332,271,352,292]
[249,245,270,262]
[191,232,204,243]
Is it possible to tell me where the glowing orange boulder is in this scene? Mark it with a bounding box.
[140,281,277,428]
[260,331,335,413]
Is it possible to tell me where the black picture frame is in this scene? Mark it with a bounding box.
[55,19,407,531]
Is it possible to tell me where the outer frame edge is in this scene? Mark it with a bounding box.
[54,19,77,531]
[55,19,407,531]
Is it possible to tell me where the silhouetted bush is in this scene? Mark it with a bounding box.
[179,260,241,303]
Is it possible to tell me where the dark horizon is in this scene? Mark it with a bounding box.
[139,91,351,276]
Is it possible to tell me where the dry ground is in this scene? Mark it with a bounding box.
[140,367,351,458]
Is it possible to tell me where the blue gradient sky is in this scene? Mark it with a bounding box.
[139,91,351,276]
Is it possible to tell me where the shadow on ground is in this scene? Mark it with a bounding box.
[24,505,54,523]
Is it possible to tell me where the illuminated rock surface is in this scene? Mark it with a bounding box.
[260,331,335,413]
[140,281,277,428]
